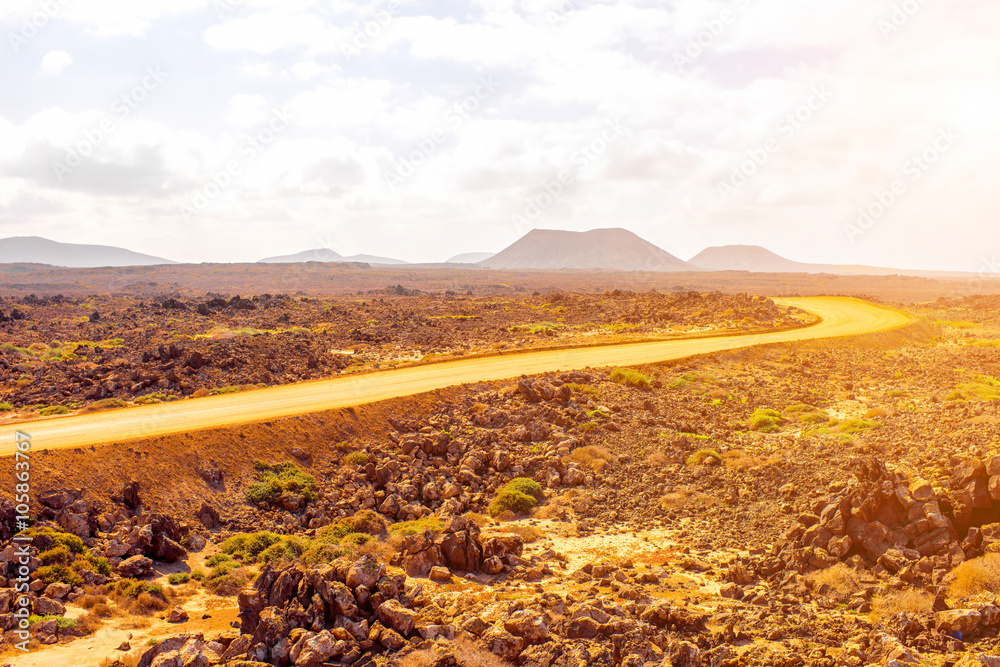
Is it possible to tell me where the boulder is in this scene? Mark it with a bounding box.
[503,608,549,644]
[346,554,384,590]
[117,555,154,577]
[375,599,419,636]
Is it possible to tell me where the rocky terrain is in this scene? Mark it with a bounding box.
[0,291,803,410]
[2,293,1000,665]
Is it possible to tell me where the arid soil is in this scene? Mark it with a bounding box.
[0,291,802,410]
[2,287,1000,667]
[1,261,998,303]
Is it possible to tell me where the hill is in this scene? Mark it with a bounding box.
[688,245,818,273]
[479,228,696,271]
[258,249,408,265]
[0,236,175,267]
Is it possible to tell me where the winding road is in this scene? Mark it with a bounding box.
[0,297,913,455]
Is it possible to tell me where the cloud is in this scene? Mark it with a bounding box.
[39,50,73,76]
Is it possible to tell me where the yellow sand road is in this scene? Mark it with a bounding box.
[0,297,913,454]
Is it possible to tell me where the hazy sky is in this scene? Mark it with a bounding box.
[1,0,998,270]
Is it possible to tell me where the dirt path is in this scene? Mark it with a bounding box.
[0,298,914,454]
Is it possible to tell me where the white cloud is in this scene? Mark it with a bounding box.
[38,50,73,76]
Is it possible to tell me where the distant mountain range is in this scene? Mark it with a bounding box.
[0,236,175,267]
[479,228,696,271]
[0,234,988,278]
[258,248,409,265]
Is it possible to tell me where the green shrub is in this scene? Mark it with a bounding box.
[504,477,542,498]
[344,451,370,466]
[258,541,304,564]
[610,368,653,390]
[487,478,544,518]
[35,564,83,587]
[317,510,387,542]
[339,532,374,546]
[749,408,784,433]
[245,461,316,505]
[190,570,206,581]
[38,405,70,416]
[109,579,165,600]
[0,402,13,412]
[28,615,77,629]
[206,552,237,567]
[488,490,537,517]
[39,546,73,565]
[167,573,190,585]
[387,516,445,538]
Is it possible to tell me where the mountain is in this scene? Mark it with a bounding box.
[688,245,818,273]
[686,245,982,278]
[446,252,495,264]
[258,249,408,265]
[479,228,696,271]
[0,236,175,267]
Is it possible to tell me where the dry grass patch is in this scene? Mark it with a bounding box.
[948,553,1000,600]
[805,563,861,597]
[562,445,615,473]
[873,589,934,617]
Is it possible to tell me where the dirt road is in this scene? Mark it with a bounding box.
[0,297,913,454]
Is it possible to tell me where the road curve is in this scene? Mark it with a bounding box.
[0,297,913,454]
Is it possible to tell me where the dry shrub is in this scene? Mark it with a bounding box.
[499,525,544,543]
[468,403,489,414]
[90,602,115,618]
[562,446,615,473]
[805,563,861,596]
[864,406,889,419]
[75,612,103,634]
[454,637,513,667]
[79,593,108,609]
[119,617,152,630]
[948,553,1000,600]
[873,589,934,617]
[355,538,396,563]
[134,592,169,614]
[646,450,671,468]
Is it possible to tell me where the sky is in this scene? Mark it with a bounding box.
[0,0,999,270]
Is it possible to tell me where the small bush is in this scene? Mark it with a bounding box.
[318,510,387,542]
[749,408,784,432]
[221,532,284,562]
[245,461,316,505]
[685,449,722,466]
[0,402,13,411]
[344,451,370,466]
[38,405,70,416]
[488,478,544,518]
[949,553,1000,600]
[610,368,653,391]
[35,564,83,586]
[388,516,445,538]
[204,569,250,596]
[167,573,190,585]
[504,478,542,498]
[28,614,78,630]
